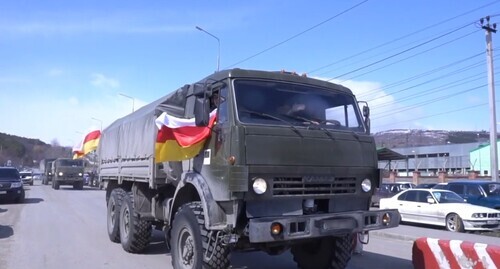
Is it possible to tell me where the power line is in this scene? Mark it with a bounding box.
[366,57,486,102]
[307,0,500,75]
[372,71,487,110]
[374,102,490,130]
[373,84,486,120]
[337,29,480,83]
[224,0,369,68]
[355,51,485,99]
[327,23,474,81]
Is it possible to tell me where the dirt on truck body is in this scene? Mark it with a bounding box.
[99,68,400,269]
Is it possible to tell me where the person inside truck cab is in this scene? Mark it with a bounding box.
[210,91,222,111]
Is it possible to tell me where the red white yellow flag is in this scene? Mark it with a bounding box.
[155,110,216,162]
[73,129,101,159]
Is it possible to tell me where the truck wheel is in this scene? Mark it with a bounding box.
[119,192,152,253]
[291,235,352,269]
[170,202,230,269]
[107,188,126,243]
[54,181,60,190]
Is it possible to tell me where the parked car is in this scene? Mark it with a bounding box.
[416,183,437,189]
[371,182,416,206]
[0,167,25,203]
[19,171,34,186]
[379,188,500,232]
[432,181,500,210]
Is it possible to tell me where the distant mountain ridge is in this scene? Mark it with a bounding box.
[374,129,493,148]
[0,132,71,168]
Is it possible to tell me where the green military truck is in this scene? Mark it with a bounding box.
[51,158,85,190]
[99,69,400,269]
[40,158,56,185]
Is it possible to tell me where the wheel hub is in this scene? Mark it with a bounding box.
[179,229,195,268]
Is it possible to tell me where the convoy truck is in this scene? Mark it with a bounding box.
[40,158,56,185]
[51,158,85,190]
[99,69,400,269]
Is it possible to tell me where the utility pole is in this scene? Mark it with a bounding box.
[481,16,498,182]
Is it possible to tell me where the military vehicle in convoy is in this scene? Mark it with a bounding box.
[51,158,85,190]
[40,158,56,185]
[99,69,400,269]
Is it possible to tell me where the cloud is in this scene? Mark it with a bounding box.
[91,73,120,89]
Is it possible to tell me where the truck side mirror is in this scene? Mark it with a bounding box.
[194,97,209,126]
[363,105,370,118]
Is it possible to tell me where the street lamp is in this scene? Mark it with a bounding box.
[119,93,135,113]
[91,117,103,131]
[195,26,220,72]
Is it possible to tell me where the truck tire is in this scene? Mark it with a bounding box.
[170,202,230,269]
[119,192,152,253]
[291,235,352,269]
[107,188,126,243]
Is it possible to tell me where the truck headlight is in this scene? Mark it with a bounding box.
[252,178,267,195]
[78,173,83,177]
[58,172,63,176]
[361,178,372,192]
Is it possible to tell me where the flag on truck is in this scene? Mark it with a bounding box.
[155,110,216,162]
[73,129,101,159]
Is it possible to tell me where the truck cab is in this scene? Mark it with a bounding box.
[51,158,85,190]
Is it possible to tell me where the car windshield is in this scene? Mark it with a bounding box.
[234,79,365,133]
[481,183,500,196]
[0,169,20,180]
[431,191,465,203]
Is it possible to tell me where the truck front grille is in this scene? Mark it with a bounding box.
[272,176,356,197]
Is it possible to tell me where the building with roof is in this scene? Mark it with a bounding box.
[378,142,482,176]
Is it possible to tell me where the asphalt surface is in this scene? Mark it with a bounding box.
[0,182,497,269]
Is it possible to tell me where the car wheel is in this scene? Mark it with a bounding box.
[445,213,464,232]
[15,190,25,204]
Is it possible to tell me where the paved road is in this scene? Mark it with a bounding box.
[2,182,494,269]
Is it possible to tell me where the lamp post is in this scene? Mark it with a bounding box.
[195,26,220,72]
[119,93,135,113]
[91,117,103,131]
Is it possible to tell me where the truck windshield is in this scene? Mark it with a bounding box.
[234,79,365,133]
[58,160,83,167]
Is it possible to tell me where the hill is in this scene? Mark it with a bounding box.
[0,132,72,169]
[374,129,493,148]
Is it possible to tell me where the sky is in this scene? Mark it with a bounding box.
[1,0,500,147]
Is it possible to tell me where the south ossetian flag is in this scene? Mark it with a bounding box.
[155,110,216,162]
[73,129,101,159]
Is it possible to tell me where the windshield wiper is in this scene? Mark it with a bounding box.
[240,109,304,138]
[280,114,335,140]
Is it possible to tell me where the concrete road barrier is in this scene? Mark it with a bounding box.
[412,237,500,269]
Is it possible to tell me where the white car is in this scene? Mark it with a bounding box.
[379,188,500,232]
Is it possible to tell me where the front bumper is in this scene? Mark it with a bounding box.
[464,219,500,231]
[22,179,33,184]
[0,188,24,200]
[248,209,400,243]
